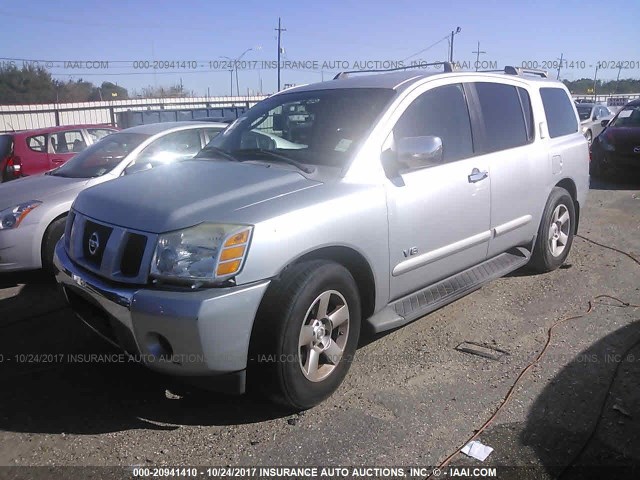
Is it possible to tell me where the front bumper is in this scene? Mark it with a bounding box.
[0,223,41,272]
[54,241,270,387]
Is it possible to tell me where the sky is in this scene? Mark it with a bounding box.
[1,0,639,97]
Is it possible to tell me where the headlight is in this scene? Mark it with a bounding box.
[0,201,42,230]
[150,223,252,285]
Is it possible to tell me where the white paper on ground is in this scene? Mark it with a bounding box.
[461,440,494,461]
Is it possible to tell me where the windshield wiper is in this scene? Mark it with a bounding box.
[196,146,238,162]
[233,148,316,174]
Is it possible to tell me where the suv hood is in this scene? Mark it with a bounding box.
[72,160,322,233]
[0,174,89,211]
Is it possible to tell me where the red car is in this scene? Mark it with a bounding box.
[0,124,118,182]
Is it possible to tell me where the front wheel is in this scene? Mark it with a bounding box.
[249,260,361,410]
[529,187,575,273]
[41,217,66,273]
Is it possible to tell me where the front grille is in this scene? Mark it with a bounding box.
[67,210,156,285]
[82,220,113,267]
[120,233,147,277]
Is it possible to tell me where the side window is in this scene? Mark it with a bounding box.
[27,135,47,153]
[134,129,203,166]
[51,130,86,153]
[87,128,116,142]
[475,82,529,153]
[394,83,473,163]
[203,128,223,143]
[540,88,579,138]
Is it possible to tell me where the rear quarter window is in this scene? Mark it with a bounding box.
[540,87,579,138]
[27,134,47,153]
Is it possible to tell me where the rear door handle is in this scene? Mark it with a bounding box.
[51,158,65,163]
[468,168,489,183]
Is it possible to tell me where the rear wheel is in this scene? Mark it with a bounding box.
[41,217,66,273]
[530,187,575,273]
[249,260,361,410]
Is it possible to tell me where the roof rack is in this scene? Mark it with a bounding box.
[333,61,455,80]
[477,66,548,78]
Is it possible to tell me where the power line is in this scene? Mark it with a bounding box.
[401,34,450,62]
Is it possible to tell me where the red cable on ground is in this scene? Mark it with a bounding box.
[427,235,640,478]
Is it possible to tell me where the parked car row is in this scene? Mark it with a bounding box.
[0,122,226,272]
[0,124,119,182]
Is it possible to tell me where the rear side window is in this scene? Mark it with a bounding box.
[27,135,47,153]
[540,88,579,138]
[475,82,529,153]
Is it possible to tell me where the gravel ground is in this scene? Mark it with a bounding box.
[0,176,639,478]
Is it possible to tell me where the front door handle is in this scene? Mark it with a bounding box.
[468,168,489,183]
[51,158,65,163]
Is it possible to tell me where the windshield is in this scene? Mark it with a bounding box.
[51,132,149,178]
[198,88,395,169]
[576,106,593,121]
[609,106,640,128]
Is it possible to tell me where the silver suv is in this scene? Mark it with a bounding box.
[55,64,589,409]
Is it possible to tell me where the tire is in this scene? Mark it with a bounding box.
[529,187,575,273]
[249,260,361,410]
[41,217,67,273]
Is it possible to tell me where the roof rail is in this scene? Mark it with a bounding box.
[477,66,549,78]
[504,66,548,78]
[333,61,454,80]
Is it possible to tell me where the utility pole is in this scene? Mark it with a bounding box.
[592,64,599,103]
[275,17,286,91]
[449,26,461,63]
[472,41,486,71]
[556,53,563,80]
[615,63,623,93]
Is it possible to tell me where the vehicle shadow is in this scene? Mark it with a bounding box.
[589,173,640,191]
[0,317,294,434]
[458,319,640,477]
[519,319,640,477]
[0,276,295,435]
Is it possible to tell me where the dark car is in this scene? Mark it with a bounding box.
[0,124,118,182]
[590,99,640,177]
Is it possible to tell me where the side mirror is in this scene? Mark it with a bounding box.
[600,119,610,127]
[396,136,443,170]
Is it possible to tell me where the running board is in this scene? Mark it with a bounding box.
[367,247,531,333]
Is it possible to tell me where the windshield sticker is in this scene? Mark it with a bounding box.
[617,109,633,118]
[335,138,352,152]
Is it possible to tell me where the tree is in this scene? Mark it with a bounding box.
[0,64,56,104]
[93,81,128,101]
